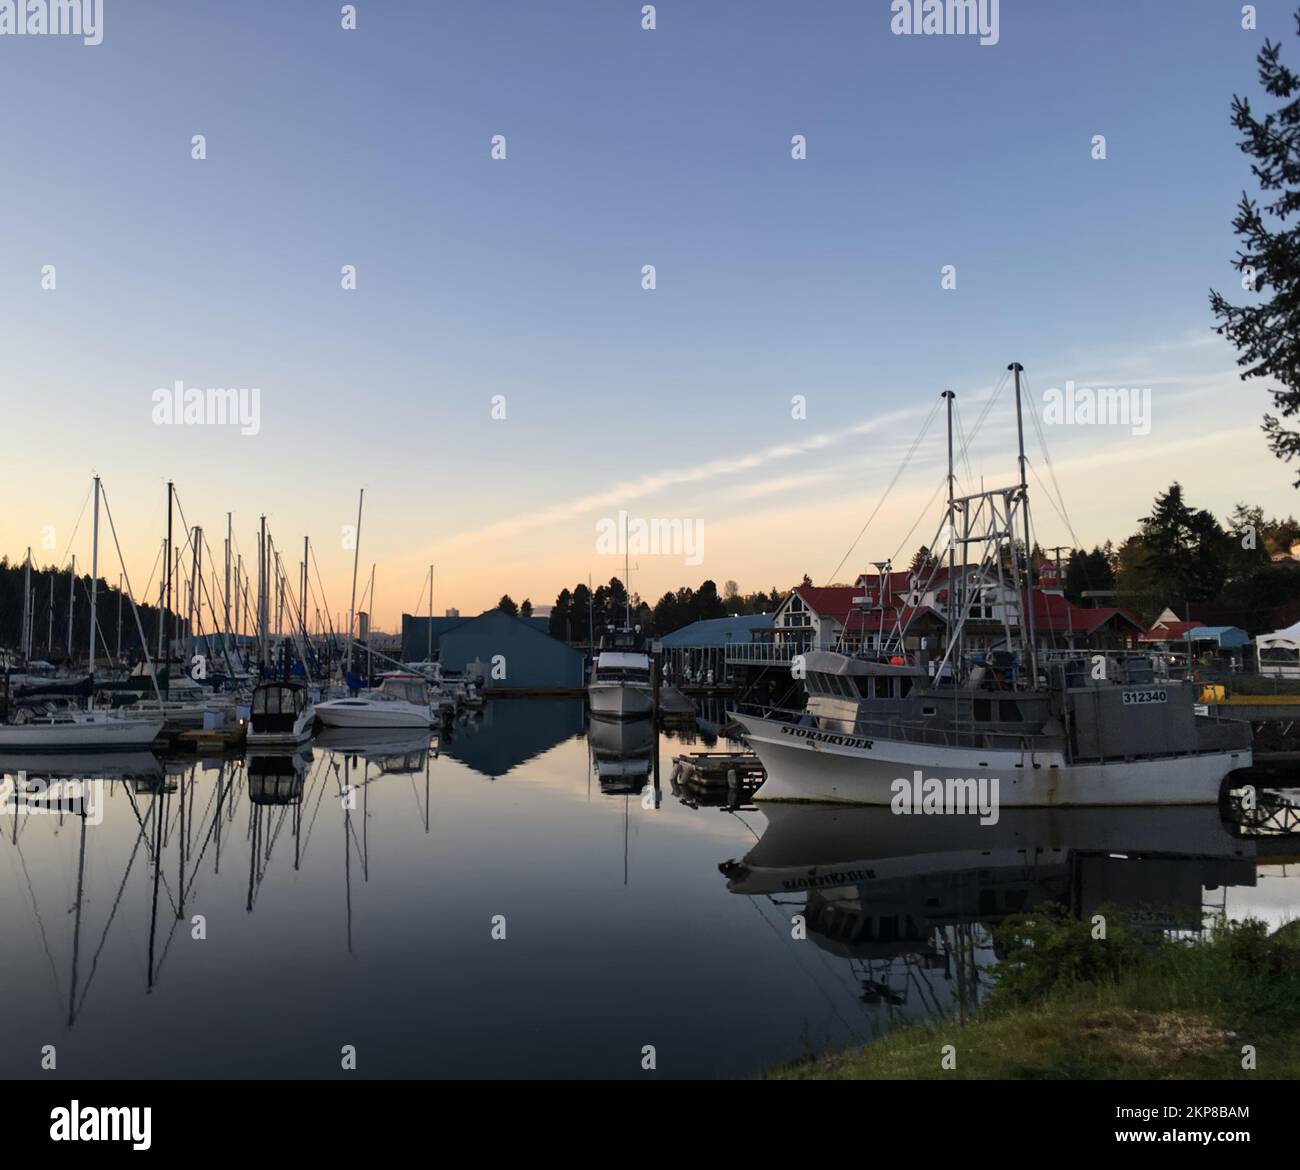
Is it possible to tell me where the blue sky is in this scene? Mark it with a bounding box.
[1,0,1296,623]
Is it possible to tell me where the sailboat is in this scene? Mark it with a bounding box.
[733,366,1252,806]
[0,476,164,752]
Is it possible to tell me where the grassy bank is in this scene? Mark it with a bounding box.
[772,909,1300,1080]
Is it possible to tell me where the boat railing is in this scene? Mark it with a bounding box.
[735,703,1047,753]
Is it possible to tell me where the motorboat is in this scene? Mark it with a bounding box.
[314,673,438,728]
[246,681,316,747]
[587,629,654,718]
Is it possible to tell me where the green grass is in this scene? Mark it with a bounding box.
[770,910,1300,1080]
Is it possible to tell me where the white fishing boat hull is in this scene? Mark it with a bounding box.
[0,714,165,752]
[314,698,435,729]
[587,682,655,718]
[733,712,1250,807]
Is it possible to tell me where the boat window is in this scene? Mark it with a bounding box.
[852,675,873,699]
[1000,700,1023,721]
[836,676,855,698]
[973,699,993,721]
[899,678,913,698]
[874,677,891,699]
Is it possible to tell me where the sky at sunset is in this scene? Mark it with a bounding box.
[2,1,1297,630]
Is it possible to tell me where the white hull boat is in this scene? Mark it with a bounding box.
[587,681,655,718]
[0,710,164,752]
[734,708,1248,807]
[315,675,437,729]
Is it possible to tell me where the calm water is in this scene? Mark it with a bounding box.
[2,698,1298,1079]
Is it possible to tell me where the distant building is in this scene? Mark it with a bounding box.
[657,614,773,648]
[437,610,585,690]
[400,611,552,663]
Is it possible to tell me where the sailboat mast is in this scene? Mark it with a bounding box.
[66,554,75,659]
[427,564,434,662]
[21,548,31,661]
[943,391,958,677]
[88,475,100,676]
[164,480,173,666]
[225,513,232,647]
[346,489,363,673]
[623,512,630,628]
[1010,362,1038,683]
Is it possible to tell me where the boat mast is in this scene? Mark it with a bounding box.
[21,548,31,661]
[116,572,123,662]
[88,474,100,678]
[164,480,173,670]
[225,512,232,651]
[427,563,434,662]
[623,511,631,629]
[46,574,54,654]
[66,554,75,660]
[259,516,269,669]
[943,391,959,678]
[346,488,363,674]
[1010,362,1038,684]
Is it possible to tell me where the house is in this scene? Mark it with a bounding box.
[770,586,860,648]
[1138,609,1206,649]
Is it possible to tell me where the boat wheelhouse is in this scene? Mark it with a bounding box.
[246,681,315,747]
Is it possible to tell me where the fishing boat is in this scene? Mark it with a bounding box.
[314,673,437,728]
[733,367,1253,807]
[587,629,654,718]
[246,681,316,747]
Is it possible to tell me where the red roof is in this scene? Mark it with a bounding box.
[788,586,860,624]
[1139,620,1206,643]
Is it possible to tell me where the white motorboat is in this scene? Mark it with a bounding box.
[314,674,438,729]
[0,707,164,752]
[246,681,316,747]
[587,631,654,718]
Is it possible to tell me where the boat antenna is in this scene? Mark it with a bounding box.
[1010,362,1038,684]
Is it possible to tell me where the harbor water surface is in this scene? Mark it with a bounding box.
[2,699,1297,1079]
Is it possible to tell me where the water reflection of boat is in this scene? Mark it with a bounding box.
[588,714,654,794]
[722,804,1257,943]
[314,726,434,759]
[247,749,314,805]
[0,748,162,781]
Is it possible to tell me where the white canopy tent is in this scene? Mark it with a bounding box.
[1256,620,1300,677]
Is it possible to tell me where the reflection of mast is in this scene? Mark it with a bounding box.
[67,809,88,1027]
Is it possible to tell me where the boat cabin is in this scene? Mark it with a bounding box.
[376,675,430,705]
[250,682,309,734]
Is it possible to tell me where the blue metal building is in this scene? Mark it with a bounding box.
[437,610,585,690]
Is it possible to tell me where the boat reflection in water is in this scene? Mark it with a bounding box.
[720,804,1257,1015]
[588,714,655,796]
[247,748,314,805]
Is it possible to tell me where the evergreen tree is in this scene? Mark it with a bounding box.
[549,588,572,640]
[497,594,518,616]
[1211,9,1300,482]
